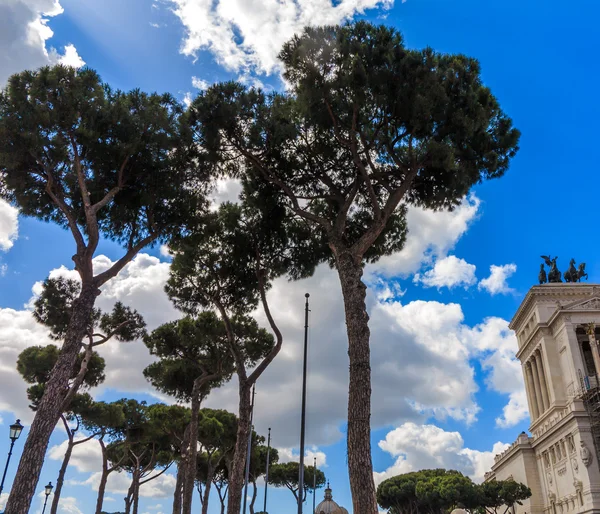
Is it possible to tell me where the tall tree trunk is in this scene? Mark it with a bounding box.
[5,284,98,514]
[95,440,110,514]
[201,466,215,514]
[49,442,72,512]
[214,480,227,514]
[50,418,74,514]
[125,466,140,514]
[336,252,378,514]
[249,478,257,514]
[172,459,184,514]
[226,381,252,514]
[132,470,141,514]
[125,476,135,514]
[182,380,202,514]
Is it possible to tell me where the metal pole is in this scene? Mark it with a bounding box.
[312,457,316,514]
[242,384,256,514]
[298,293,310,514]
[41,493,50,514]
[263,427,271,513]
[0,439,16,495]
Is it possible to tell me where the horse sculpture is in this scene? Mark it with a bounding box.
[564,259,578,283]
[541,256,563,283]
[539,256,587,284]
[539,263,548,284]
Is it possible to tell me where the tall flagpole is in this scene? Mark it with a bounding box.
[312,456,317,514]
[242,384,256,514]
[263,427,271,513]
[298,293,310,514]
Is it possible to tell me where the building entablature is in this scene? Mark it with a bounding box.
[510,284,599,333]
[529,406,571,441]
[515,294,600,359]
[492,432,533,469]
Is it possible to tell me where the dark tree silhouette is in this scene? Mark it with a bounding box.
[189,21,519,513]
[0,65,203,513]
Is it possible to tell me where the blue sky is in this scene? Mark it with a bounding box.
[0,0,598,513]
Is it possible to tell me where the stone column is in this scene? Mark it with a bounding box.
[536,348,551,410]
[525,361,540,420]
[531,354,546,416]
[586,323,600,381]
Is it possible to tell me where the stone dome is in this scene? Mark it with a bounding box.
[314,483,349,514]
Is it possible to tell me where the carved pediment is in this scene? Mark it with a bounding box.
[564,296,600,311]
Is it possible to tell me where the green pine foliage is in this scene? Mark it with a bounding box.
[268,461,326,502]
[376,469,531,514]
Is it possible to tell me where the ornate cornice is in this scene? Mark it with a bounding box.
[510,284,599,332]
[564,297,600,311]
[530,405,572,442]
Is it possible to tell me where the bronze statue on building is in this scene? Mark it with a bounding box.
[539,257,587,284]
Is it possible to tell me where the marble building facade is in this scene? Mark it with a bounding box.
[485,284,600,514]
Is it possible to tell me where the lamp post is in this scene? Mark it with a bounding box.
[0,419,24,495]
[41,482,53,514]
[298,293,310,514]
[242,384,256,514]
[263,427,271,514]
[312,457,316,514]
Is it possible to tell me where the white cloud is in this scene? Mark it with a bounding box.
[0,307,54,423]
[413,255,477,290]
[56,496,83,514]
[462,315,527,428]
[237,72,265,90]
[0,252,177,424]
[54,43,85,67]
[0,492,7,510]
[57,436,176,498]
[159,244,173,258]
[0,263,7,276]
[182,91,193,107]
[374,422,510,485]
[169,0,394,77]
[496,390,528,429]
[0,254,524,455]
[0,196,523,475]
[44,253,179,393]
[277,447,327,468]
[204,268,523,446]
[375,301,527,428]
[192,75,210,90]
[368,195,480,278]
[48,435,101,474]
[210,177,243,209]
[0,0,85,86]
[371,278,406,302]
[478,263,517,295]
[0,200,19,251]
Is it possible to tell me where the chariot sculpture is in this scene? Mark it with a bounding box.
[539,256,587,284]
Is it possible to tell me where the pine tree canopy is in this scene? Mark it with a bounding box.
[0,65,204,285]
[188,21,520,264]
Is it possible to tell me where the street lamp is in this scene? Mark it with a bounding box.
[41,482,53,514]
[0,419,24,495]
